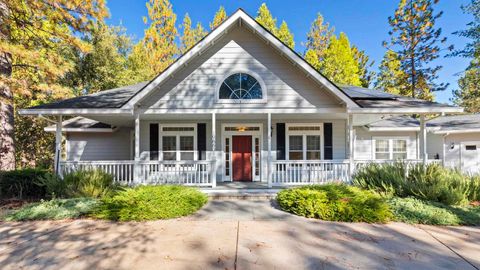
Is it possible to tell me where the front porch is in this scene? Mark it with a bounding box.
[54,111,439,188]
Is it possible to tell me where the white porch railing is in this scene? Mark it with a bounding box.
[59,160,214,186]
[272,160,351,186]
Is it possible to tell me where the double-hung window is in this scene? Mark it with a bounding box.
[160,125,196,161]
[374,137,408,160]
[286,124,322,160]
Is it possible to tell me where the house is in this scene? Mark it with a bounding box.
[20,9,468,187]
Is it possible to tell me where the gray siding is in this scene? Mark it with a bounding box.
[66,128,132,161]
[141,27,343,110]
[354,128,418,160]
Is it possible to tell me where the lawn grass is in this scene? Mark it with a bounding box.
[3,198,99,221]
[388,197,480,226]
[277,184,393,223]
[92,185,208,221]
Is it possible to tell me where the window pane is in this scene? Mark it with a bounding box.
[375,153,390,160]
[162,136,176,151]
[219,83,232,99]
[307,151,321,160]
[289,136,303,151]
[248,83,262,99]
[375,140,389,152]
[224,73,240,91]
[392,140,407,152]
[219,73,262,100]
[307,136,321,151]
[289,152,303,160]
[180,136,194,151]
[163,152,176,160]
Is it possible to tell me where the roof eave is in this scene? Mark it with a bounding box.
[348,107,464,114]
[18,108,134,116]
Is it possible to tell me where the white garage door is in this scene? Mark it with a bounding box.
[461,141,480,175]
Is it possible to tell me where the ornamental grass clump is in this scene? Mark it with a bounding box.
[276,184,392,223]
[353,162,480,205]
[92,185,208,221]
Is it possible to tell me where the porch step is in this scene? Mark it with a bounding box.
[202,189,281,200]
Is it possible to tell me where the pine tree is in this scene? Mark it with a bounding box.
[0,0,107,170]
[451,0,480,58]
[375,51,408,95]
[142,0,178,75]
[305,13,334,61]
[62,22,134,95]
[319,33,361,86]
[210,6,227,30]
[352,46,375,88]
[451,0,480,112]
[255,3,278,34]
[277,21,295,49]
[385,0,450,100]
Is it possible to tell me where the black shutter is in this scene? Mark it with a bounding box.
[149,123,159,160]
[276,123,286,160]
[197,123,207,160]
[324,123,333,160]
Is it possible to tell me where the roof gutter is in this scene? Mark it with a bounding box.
[348,107,464,114]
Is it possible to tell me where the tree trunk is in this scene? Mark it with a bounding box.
[0,51,15,171]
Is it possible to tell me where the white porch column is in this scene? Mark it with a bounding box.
[54,115,62,175]
[267,113,272,188]
[347,114,354,176]
[420,114,427,165]
[134,113,141,183]
[210,112,216,187]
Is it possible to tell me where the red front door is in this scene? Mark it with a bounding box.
[232,136,252,181]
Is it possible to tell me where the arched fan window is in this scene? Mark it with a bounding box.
[219,73,263,100]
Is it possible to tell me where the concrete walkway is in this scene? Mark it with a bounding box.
[0,200,478,270]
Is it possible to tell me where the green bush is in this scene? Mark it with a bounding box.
[276,184,392,223]
[0,168,50,199]
[92,185,208,221]
[4,198,99,221]
[35,169,120,199]
[353,162,479,205]
[389,197,480,226]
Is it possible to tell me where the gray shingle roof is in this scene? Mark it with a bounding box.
[368,116,419,128]
[339,85,457,109]
[30,82,148,109]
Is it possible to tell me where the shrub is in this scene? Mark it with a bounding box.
[0,168,50,199]
[34,169,120,199]
[92,185,208,221]
[353,162,479,205]
[4,198,99,221]
[276,184,392,223]
[389,197,480,226]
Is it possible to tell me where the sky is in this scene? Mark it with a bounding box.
[106,0,473,104]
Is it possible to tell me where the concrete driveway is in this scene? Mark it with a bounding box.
[0,200,478,270]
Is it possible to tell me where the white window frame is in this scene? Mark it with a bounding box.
[159,124,197,161]
[372,136,409,160]
[285,123,324,161]
[221,123,263,182]
[215,70,267,104]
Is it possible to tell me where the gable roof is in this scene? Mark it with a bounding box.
[122,8,359,109]
[44,116,115,132]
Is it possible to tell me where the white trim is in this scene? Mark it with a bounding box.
[158,124,197,161]
[285,123,324,161]
[123,9,358,109]
[368,127,420,132]
[44,127,116,133]
[372,136,409,160]
[142,107,347,114]
[432,128,480,134]
[221,123,263,182]
[215,70,267,104]
[18,108,133,115]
